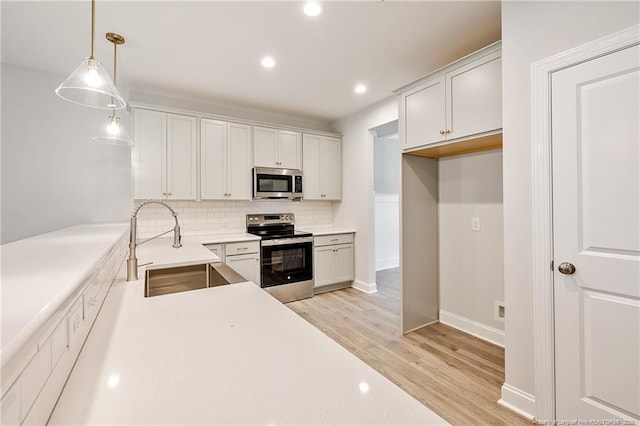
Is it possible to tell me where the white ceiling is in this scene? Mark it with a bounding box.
[1,1,501,124]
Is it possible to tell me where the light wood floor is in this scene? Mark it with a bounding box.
[287,268,532,425]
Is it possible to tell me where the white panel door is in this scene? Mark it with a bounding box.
[278,130,302,170]
[166,114,197,200]
[226,253,260,284]
[133,109,166,199]
[403,76,445,149]
[446,51,502,140]
[335,244,354,283]
[314,246,335,287]
[253,126,278,168]
[552,44,639,422]
[200,119,226,200]
[226,123,252,200]
[322,137,342,200]
[302,134,322,200]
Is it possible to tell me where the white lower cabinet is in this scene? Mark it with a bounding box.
[313,233,355,291]
[20,337,52,423]
[226,252,260,284]
[1,237,127,426]
[225,241,260,284]
[205,241,260,284]
[1,382,20,426]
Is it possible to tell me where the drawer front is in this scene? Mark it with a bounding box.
[1,381,20,426]
[204,243,225,261]
[314,233,354,247]
[66,298,84,349]
[50,319,67,369]
[20,339,51,422]
[225,241,259,255]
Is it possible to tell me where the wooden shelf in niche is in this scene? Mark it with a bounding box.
[404,132,502,159]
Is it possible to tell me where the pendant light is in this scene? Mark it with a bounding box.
[55,0,126,109]
[93,32,132,146]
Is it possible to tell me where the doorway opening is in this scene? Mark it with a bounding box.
[372,120,400,296]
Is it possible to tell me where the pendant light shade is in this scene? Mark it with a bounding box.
[56,58,126,109]
[55,0,126,109]
[93,32,132,145]
[93,114,132,145]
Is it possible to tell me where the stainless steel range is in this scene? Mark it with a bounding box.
[247,213,313,303]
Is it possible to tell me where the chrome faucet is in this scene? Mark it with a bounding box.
[126,200,182,281]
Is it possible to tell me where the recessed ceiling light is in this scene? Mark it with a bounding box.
[304,2,322,17]
[354,84,367,94]
[261,56,276,69]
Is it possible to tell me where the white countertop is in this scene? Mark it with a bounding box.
[0,223,128,365]
[137,237,220,271]
[298,226,357,236]
[50,274,447,425]
[194,233,261,245]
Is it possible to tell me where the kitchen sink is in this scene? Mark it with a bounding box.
[145,262,248,297]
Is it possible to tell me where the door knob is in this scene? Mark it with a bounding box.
[558,262,576,275]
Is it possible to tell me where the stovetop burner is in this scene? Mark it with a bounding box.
[246,213,312,240]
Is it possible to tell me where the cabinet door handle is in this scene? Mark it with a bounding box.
[331,239,339,242]
[445,129,451,134]
[440,130,445,135]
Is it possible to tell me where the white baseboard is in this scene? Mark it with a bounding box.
[498,383,536,421]
[375,257,399,271]
[439,310,505,347]
[351,279,377,294]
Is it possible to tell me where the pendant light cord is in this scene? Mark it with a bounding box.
[111,39,117,117]
[90,0,96,59]
[113,39,117,85]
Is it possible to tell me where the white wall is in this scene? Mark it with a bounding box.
[374,194,399,271]
[439,150,504,332]
[502,0,639,414]
[331,97,398,290]
[129,90,334,134]
[374,134,400,195]
[1,63,133,244]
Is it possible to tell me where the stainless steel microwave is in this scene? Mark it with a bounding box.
[253,167,303,200]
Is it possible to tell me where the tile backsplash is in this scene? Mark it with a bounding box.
[134,200,334,239]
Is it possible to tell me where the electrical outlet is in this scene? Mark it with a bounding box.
[471,217,481,232]
[494,301,505,322]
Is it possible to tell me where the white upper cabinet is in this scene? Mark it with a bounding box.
[133,109,197,200]
[302,134,341,200]
[253,126,302,170]
[166,114,198,199]
[201,119,252,200]
[403,76,446,148]
[446,50,502,141]
[399,43,502,154]
[133,109,165,200]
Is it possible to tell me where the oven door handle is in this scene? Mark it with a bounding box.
[261,237,314,247]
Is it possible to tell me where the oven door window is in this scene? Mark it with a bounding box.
[261,242,312,288]
[256,174,292,194]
